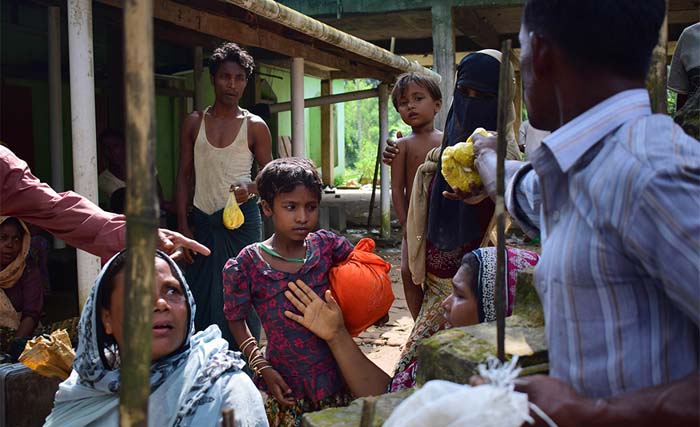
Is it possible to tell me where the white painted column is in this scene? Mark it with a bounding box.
[378,83,390,239]
[291,57,305,156]
[193,46,203,112]
[67,0,101,308]
[49,6,66,249]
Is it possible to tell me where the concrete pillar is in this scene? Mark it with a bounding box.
[320,80,334,186]
[431,3,455,131]
[291,57,305,156]
[67,0,101,308]
[378,84,390,239]
[48,6,66,250]
[193,46,204,112]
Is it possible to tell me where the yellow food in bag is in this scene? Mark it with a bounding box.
[223,193,245,230]
[441,127,491,192]
[19,329,75,380]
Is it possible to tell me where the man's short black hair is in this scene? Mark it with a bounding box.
[256,157,323,207]
[209,42,255,79]
[523,0,665,79]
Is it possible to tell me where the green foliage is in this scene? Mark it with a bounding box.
[667,89,677,116]
[341,79,411,184]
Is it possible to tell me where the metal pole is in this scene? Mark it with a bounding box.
[49,6,66,250]
[120,0,157,426]
[67,0,100,308]
[378,84,390,239]
[291,57,305,156]
[269,88,378,114]
[495,40,513,363]
[194,46,203,112]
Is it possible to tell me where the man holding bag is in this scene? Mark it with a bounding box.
[175,43,272,349]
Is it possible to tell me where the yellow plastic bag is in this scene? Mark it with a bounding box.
[19,329,75,380]
[223,192,245,230]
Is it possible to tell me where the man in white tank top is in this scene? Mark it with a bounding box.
[175,43,272,353]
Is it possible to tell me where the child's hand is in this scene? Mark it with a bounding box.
[261,368,294,406]
[381,131,402,165]
[284,279,346,342]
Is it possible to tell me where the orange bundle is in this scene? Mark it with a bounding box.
[329,238,394,336]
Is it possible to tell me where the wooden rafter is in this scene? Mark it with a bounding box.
[453,7,501,49]
[96,0,397,81]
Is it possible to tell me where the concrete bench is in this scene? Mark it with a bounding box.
[319,205,347,233]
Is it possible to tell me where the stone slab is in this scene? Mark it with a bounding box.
[301,389,414,427]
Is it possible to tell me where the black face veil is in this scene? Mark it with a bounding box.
[427,52,501,251]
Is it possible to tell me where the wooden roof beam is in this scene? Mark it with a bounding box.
[453,7,501,49]
[96,0,395,81]
[276,0,525,16]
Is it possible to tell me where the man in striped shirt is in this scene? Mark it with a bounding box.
[464,0,699,425]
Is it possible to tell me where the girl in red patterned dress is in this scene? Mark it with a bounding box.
[223,158,353,426]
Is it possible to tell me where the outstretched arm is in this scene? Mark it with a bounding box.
[0,146,208,260]
[284,280,391,397]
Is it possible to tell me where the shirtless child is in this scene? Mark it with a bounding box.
[389,73,443,319]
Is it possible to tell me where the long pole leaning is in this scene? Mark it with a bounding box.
[120,1,157,426]
[495,39,513,363]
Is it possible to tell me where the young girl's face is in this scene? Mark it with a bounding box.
[441,264,479,329]
[263,184,320,242]
[396,82,441,128]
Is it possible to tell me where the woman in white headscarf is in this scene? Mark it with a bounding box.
[44,250,268,427]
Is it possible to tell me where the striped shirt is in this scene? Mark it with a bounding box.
[506,89,700,398]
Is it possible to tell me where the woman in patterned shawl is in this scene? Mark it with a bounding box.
[44,250,268,427]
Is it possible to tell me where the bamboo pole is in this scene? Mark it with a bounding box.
[120,0,157,426]
[222,409,236,427]
[495,39,513,363]
[220,0,439,81]
[646,2,668,114]
[359,397,376,427]
[269,88,378,114]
